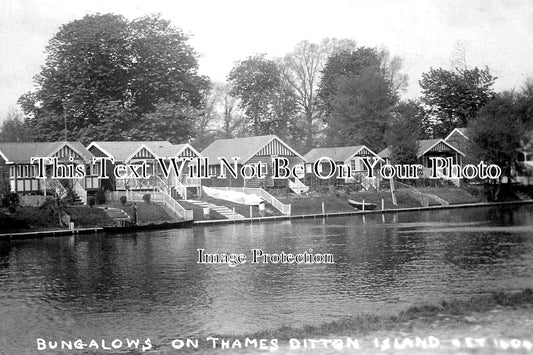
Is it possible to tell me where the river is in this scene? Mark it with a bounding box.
[1,205,532,353]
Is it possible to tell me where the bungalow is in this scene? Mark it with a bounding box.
[200,135,307,190]
[378,139,465,179]
[0,141,100,202]
[303,145,381,189]
[87,141,201,197]
[444,128,478,165]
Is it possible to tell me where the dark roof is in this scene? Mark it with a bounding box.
[445,127,470,141]
[0,142,93,164]
[153,144,200,158]
[378,139,464,159]
[304,145,378,163]
[201,135,301,163]
[87,141,173,162]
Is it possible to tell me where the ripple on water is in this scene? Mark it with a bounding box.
[0,205,532,344]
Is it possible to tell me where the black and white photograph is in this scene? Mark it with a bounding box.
[1,0,533,354]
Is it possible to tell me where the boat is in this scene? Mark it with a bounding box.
[348,199,377,211]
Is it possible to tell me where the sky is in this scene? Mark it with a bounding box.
[1,0,532,123]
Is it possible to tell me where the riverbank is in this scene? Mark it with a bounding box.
[195,199,533,225]
[2,199,533,238]
[194,290,533,354]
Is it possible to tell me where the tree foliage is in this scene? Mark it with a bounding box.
[18,13,208,144]
[317,47,404,150]
[386,100,425,165]
[468,91,525,180]
[280,38,357,150]
[228,54,298,138]
[0,109,29,142]
[419,67,496,137]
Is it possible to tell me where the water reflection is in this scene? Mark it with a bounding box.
[0,205,532,351]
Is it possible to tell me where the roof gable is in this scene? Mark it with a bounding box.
[445,128,470,142]
[304,145,380,163]
[201,135,304,163]
[87,141,172,162]
[379,139,465,159]
[0,142,93,164]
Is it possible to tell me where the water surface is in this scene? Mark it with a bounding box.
[1,205,532,352]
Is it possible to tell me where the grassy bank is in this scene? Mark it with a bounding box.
[279,196,355,215]
[0,205,114,233]
[213,289,533,341]
[279,187,480,215]
[104,201,178,224]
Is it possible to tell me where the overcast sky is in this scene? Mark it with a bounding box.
[1,0,532,123]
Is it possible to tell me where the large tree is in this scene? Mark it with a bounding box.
[419,67,496,137]
[386,100,425,165]
[280,38,357,150]
[0,108,29,142]
[228,54,298,138]
[317,47,404,150]
[18,14,208,143]
[468,91,525,184]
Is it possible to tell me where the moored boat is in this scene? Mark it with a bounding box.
[348,199,377,211]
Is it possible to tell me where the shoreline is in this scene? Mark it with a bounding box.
[179,289,533,354]
[1,199,533,240]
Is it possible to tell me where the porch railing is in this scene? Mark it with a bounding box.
[73,179,88,204]
[105,190,193,221]
[214,186,291,216]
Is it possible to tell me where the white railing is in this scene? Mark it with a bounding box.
[217,186,291,216]
[73,179,88,204]
[105,190,194,221]
[174,179,188,199]
[184,177,201,186]
[162,192,194,221]
[48,179,68,199]
[288,177,309,195]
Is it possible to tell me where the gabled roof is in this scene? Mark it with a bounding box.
[87,141,173,162]
[378,139,465,159]
[418,139,465,157]
[201,135,304,163]
[127,143,201,162]
[0,141,93,164]
[445,127,470,141]
[304,145,380,163]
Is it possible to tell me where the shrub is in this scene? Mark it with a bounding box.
[142,193,151,204]
[61,187,76,205]
[88,196,96,207]
[2,192,20,213]
[119,195,127,206]
[95,188,106,204]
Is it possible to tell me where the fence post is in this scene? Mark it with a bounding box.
[322,201,325,216]
[250,205,252,219]
[362,199,365,211]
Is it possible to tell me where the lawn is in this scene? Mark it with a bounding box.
[416,187,480,204]
[278,196,355,215]
[0,205,113,233]
[101,201,178,224]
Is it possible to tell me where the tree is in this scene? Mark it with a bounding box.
[317,47,404,150]
[0,108,29,142]
[219,83,244,139]
[323,67,398,149]
[280,38,357,150]
[228,54,297,137]
[18,13,208,143]
[386,100,424,165]
[516,78,533,130]
[419,67,496,137]
[468,92,524,187]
